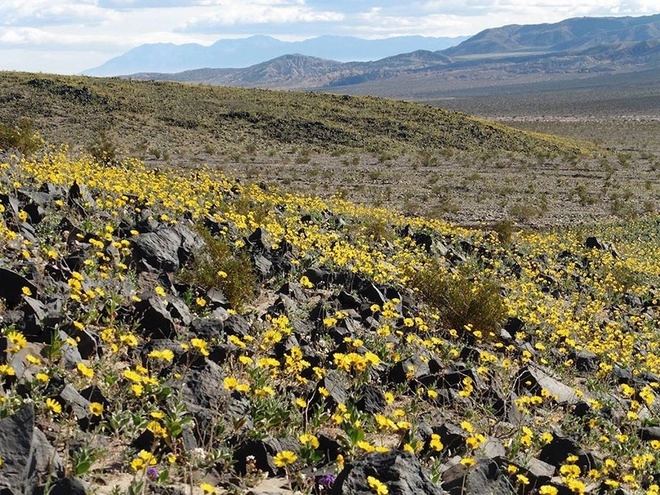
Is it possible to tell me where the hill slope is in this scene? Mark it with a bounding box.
[0,71,592,160]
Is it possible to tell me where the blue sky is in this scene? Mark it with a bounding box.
[0,0,657,74]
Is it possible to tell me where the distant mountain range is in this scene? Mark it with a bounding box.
[86,14,660,96]
[83,35,467,77]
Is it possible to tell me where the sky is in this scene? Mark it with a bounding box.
[0,0,658,75]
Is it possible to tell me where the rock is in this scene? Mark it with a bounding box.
[232,437,299,477]
[34,476,87,495]
[0,405,62,495]
[638,426,660,441]
[441,457,513,495]
[314,371,348,408]
[58,384,92,428]
[253,253,273,279]
[132,225,203,272]
[0,268,37,306]
[190,318,225,340]
[570,350,599,372]
[516,365,581,404]
[389,355,431,384]
[355,385,386,414]
[331,450,445,495]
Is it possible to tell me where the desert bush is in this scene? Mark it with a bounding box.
[408,262,507,339]
[178,226,256,310]
[88,130,119,166]
[491,219,515,245]
[0,117,43,156]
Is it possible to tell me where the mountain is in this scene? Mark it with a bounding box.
[443,13,660,56]
[83,35,467,77]
[122,14,660,97]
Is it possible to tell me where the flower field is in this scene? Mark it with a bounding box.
[1,148,660,494]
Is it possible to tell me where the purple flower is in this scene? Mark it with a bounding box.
[146,466,159,481]
[317,474,336,488]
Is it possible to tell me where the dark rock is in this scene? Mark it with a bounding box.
[57,331,83,368]
[389,355,431,384]
[0,268,37,306]
[132,224,203,273]
[570,350,599,372]
[277,282,305,301]
[314,371,347,408]
[134,295,179,339]
[434,423,470,454]
[304,267,334,287]
[638,426,660,441]
[441,457,512,495]
[183,359,226,409]
[331,450,445,495]
[190,318,225,340]
[232,437,299,477]
[223,315,251,338]
[356,281,387,306]
[247,227,269,251]
[58,384,96,430]
[538,435,581,468]
[34,476,87,495]
[253,253,273,279]
[317,434,342,465]
[0,405,62,495]
[355,385,386,414]
[585,236,606,250]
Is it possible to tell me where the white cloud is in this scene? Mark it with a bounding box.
[0,1,657,73]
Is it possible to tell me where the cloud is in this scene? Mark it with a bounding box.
[179,2,344,33]
[0,0,117,27]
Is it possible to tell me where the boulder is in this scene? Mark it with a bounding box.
[331,450,446,495]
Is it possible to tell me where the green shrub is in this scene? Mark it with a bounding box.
[0,117,43,156]
[408,262,507,338]
[88,130,119,166]
[178,226,256,310]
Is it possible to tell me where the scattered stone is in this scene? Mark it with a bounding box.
[331,450,446,495]
[441,457,513,495]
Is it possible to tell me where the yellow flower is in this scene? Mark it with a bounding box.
[21,286,32,296]
[223,377,238,390]
[539,487,558,495]
[273,450,297,468]
[429,434,443,452]
[46,398,62,414]
[6,330,27,350]
[35,372,49,383]
[77,362,94,378]
[516,474,530,485]
[367,476,388,495]
[190,338,209,357]
[148,349,174,362]
[299,433,319,449]
[89,402,103,416]
[460,457,476,467]
[154,286,166,297]
[200,483,216,494]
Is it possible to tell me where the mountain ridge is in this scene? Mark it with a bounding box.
[83,34,466,77]
[117,14,660,94]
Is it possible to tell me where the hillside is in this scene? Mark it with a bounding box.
[0,72,591,159]
[444,14,660,56]
[1,128,660,495]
